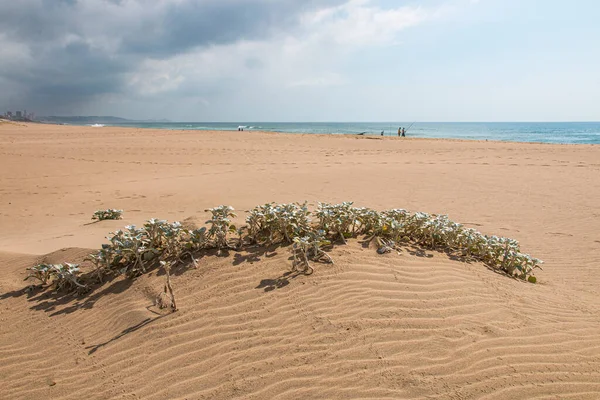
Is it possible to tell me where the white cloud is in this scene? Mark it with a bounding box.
[304,0,427,47]
[125,0,433,104]
[287,73,346,88]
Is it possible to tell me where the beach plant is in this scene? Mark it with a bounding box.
[25,263,86,292]
[107,225,153,277]
[142,219,196,265]
[186,227,208,251]
[24,263,54,285]
[316,202,357,243]
[86,244,115,283]
[353,207,380,234]
[246,202,311,245]
[51,263,87,292]
[160,221,186,260]
[92,209,123,221]
[86,218,204,283]
[292,230,334,275]
[156,261,177,312]
[144,218,169,249]
[28,201,544,306]
[381,209,411,236]
[232,225,248,250]
[359,208,408,252]
[206,205,237,251]
[273,202,312,243]
[246,203,276,244]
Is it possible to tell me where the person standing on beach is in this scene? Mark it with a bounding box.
[401,128,406,137]
[398,127,401,136]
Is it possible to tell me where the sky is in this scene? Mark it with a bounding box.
[1,0,599,122]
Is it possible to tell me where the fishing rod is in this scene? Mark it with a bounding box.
[405,121,416,132]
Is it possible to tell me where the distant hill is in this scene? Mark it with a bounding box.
[38,116,171,124]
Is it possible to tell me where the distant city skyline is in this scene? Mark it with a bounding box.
[3,109,35,121]
[1,0,599,122]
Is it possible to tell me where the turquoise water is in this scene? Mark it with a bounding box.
[94,122,600,144]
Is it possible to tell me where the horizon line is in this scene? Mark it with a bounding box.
[32,117,600,124]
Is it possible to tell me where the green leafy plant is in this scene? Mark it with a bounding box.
[92,209,123,221]
[246,202,311,245]
[143,218,169,249]
[25,263,86,292]
[29,201,543,305]
[273,202,312,243]
[107,225,154,277]
[186,227,207,251]
[246,203,277,245]
[206,205,237,251]
[24,264,53,285]
[86,244,115,283]
[316,202,357,244]
[292,230,334,275]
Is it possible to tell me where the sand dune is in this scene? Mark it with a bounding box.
[1,123,599,399]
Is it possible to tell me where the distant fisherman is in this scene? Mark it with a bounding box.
[401,128,406,137]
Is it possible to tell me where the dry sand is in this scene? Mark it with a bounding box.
[1,123,599,399]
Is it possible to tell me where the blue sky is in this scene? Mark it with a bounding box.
[1,0,599,121]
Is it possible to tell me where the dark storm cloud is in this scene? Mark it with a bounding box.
[0,0,346,113]
[6,41,130,107]
[122,1,299,56]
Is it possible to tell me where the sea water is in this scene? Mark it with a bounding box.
[91,122,600,145]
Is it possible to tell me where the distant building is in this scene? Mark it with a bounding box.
[4,110,34,121]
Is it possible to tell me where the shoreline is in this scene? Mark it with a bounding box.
[9,121,599,147]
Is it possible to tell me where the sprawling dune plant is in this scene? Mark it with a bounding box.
[246,202,311,245]
[25,263,86,292]
[186,227,208,252]
[27,202,543,300]
[246,203,277,244]
[108,225,154,277]
[92,209,123,221]
[109,204,541,281]
[292,230,333,274]
[86,244,115,283]
[316,202,358,243]
[274,202,312,243]
[25,263,54,285]
[206,205,237,251]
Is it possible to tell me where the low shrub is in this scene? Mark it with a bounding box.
[25,263,87,292]
[92,209,123,221]
[206,205,237,251]
[292,230,334,274]
[246,202,311,245]
[27,203,544,296]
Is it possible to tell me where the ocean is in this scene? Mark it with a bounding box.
[87,122,600,145]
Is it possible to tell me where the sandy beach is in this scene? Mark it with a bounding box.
[1,122,600,399]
